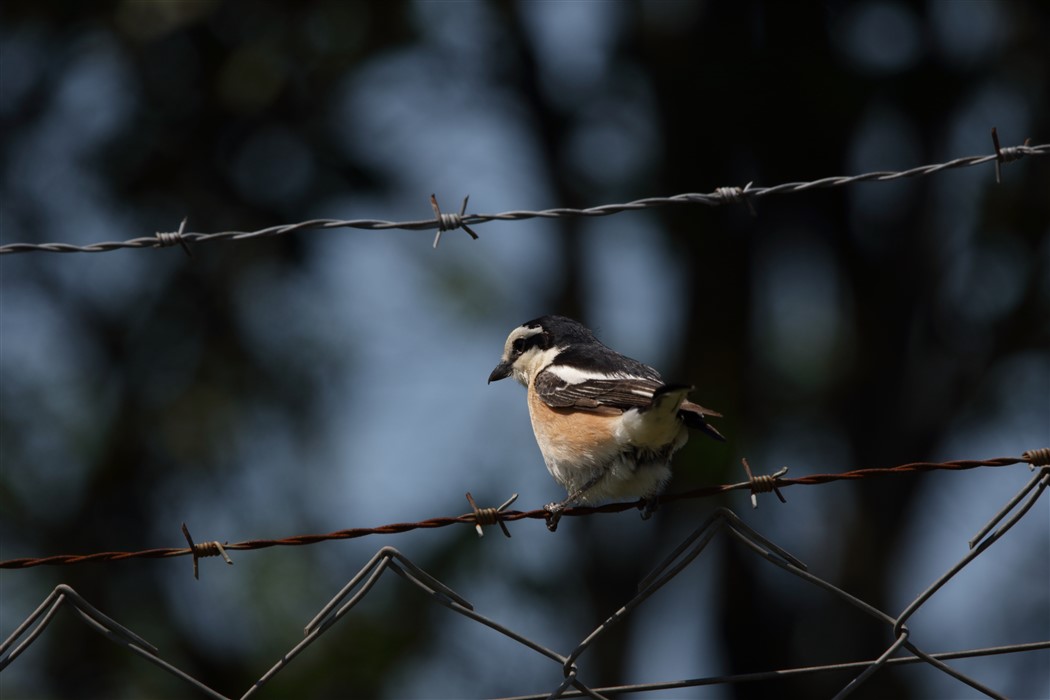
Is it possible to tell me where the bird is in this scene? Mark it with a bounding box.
[488,315,725,530]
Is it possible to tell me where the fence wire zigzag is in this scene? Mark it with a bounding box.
[3,465,1048,699]
[0,135,1045,255]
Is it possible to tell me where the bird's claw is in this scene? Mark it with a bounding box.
[640,496,660,520]
[544,502,564,532]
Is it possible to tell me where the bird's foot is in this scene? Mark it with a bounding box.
[639,496,660,520]
[543,502,565,532]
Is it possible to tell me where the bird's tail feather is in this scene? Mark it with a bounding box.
[643,384,727,442]
[645,384,693,417]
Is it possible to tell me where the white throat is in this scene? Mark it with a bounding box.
[513,346,562,387]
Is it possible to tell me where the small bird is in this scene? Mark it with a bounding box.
[488,315,725,530]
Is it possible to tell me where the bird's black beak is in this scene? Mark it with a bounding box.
[488,361,512,384]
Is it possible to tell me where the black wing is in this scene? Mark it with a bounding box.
[534,369,727,442]
[533,369,663,411]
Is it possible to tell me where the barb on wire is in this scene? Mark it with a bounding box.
[713,181,757,214]
[1,138,1045,256]
[156,216,193,257]
[181,523,233,580]
[431,194,479,248]
[465,491,517,538]
[1022,447,1050,467]
[990,127,1032,184]
[0,452,1041,571]
[734,457,788,508]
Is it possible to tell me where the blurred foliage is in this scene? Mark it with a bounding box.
[2,1,1048,699]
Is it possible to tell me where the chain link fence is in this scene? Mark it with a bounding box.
[3,451,1048,699]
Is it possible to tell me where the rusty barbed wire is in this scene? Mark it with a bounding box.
[0,451,1042,572]
[0,136,1044,256]
[3,465,1047,699]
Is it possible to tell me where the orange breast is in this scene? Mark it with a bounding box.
[527,383,622,468]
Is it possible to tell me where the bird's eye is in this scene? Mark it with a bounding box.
[512,338,525,353]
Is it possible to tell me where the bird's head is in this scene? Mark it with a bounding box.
[488,315,594,386]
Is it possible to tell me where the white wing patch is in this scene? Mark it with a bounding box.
[546,364,646,386]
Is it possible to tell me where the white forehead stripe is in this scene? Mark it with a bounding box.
[513,325,544,339]
[503,324,544,355]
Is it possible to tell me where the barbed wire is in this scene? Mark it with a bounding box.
[0,133,1044,256]
[3,462,1048,699]
[2,449,1045,574]
[4,127,1046,699]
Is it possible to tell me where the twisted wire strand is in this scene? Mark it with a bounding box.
[1,453,1038,570]
[1,142,1045,256]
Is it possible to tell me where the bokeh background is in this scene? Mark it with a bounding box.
[2,1,1048,698]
